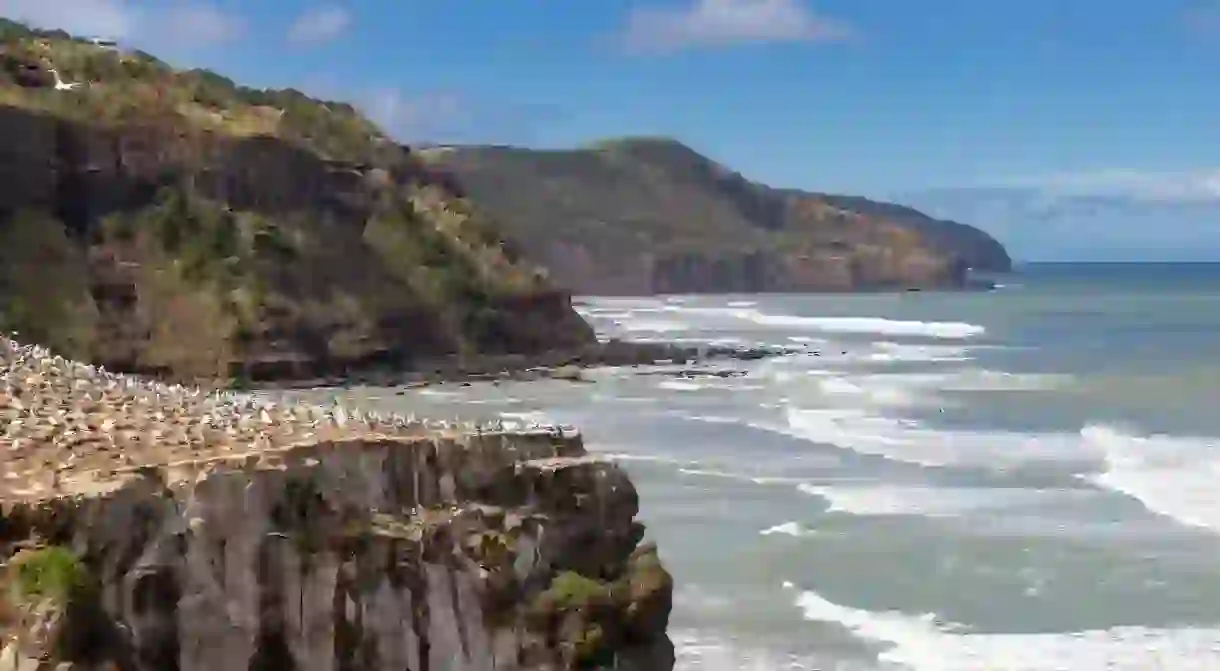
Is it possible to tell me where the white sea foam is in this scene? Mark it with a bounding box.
[681,414,742,425]
[598,452,702,468]
[671,628,866,671]
[867,341,974,363]
[783,406,1093,470]
[619,319,690,333]
[760,521,818,537]
[659,380,708,392]
[414,387,463,398]
[790,585,1220,671]
[815,376,920,408]
[577,296,668,310]
[809,370,1067,410]
[677,468,813,485]
[904,369,1068,392]
[797,483,1092,518]
[700,407,1220,535]
[582,310,635,320]
[735,311,986,340]
[1083,424,1220,534]
[635,304,986,339]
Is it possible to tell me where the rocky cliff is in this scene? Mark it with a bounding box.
[0,337,674,670]
[0,28,594,383]
[422,138,1012,295]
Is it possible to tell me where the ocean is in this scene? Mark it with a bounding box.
[288,262,1220,670]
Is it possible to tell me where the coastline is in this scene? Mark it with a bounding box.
[244,338,802,391]
[247,280,1006,392]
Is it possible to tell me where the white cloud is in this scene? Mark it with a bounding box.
[363,88,470,141]
[621,0,850,52]
[0,0,243,46]
[1184,1,1220,34]
[347,87,559,145]
[287,6,351,45]
[158,3,244,47]
[0,0,141,38]
[1003,168,1220,203]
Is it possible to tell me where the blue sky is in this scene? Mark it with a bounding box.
[5,0,1220,203]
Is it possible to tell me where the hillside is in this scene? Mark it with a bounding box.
[0,22,593,383]
[422,138,1012,295]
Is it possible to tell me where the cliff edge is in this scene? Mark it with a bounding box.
[422,138,1013,295]
[0,337,675,670]
[0,25,594,384]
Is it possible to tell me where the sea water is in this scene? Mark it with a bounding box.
[291,263,1220,670]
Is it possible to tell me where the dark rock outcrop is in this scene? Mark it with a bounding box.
[421,138,1012,295]
[0,433,674,671]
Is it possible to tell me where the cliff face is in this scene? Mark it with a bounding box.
[0,434,672,671]
[804,193,1012,275]
[0,33,594,383]
[0,338,674,670]
[422,139,1010,295]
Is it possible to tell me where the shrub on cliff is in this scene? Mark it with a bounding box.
[8,547,89,605]
[1,546,118,666]
[525,549,673,669]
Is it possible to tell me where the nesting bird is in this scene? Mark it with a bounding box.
[0,335,574,501]
[47,68,81,91]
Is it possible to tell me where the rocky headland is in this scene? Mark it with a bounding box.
[0,336,675,670]
[420,138,1012,295]
[0,26,595,386]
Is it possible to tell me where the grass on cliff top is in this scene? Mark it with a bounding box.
[0,18,383,161]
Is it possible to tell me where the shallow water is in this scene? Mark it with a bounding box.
[284,263,1220,670]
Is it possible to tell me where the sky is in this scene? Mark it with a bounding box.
[3,0,1220,247]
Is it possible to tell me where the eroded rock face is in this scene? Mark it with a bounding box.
[0,338,672,670]
[0,432,674,671]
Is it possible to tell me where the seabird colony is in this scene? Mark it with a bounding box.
[0,335,576,501]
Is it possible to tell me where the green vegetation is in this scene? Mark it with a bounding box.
[526,555,672,668]
[537,571,615,612]
[8,547,90,604]
[530,571,618,666]
[0,20,381,159]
